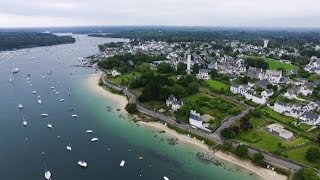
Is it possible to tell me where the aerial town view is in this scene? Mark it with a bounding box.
[0,0,320,180]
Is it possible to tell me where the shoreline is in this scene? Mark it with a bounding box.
[87,71,287,180]
[138,121,287,180]
[86,73,128,114]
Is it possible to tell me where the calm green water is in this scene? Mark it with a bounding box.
[0,34,257,180]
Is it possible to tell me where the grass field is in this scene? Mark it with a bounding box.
[184,93,241,120]
[264,58,297,71]
[282,143,320,168]
[205,79,229,92]
[262,107,296,124]
[109,71,141,85]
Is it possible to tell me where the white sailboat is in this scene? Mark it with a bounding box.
[91,138,99,142]
[44,162,51,180]
[66,140,72,151]
[22,115,28,127]
[86,130,93,133]
[78,160,87,168]
[47,124,52,129]
[120,160,125,167]
[45,170,51,180]
[11,67,20,74]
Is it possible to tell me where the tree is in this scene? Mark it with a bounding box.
[253,153,266,166]
[220,141,233,152]
[157,62,174,74]
[221,128,236,139]
[305,147,320,162]
[187,82,199,95]
[292,168,320,180]
[125,104,138,114]
[176,62,187,75]
[137,63,150,73]
[192,63,200,74]
[235,145,248,158]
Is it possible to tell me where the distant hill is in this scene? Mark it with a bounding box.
[0,32,75,51]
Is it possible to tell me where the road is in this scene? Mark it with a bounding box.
[95,65,302,172]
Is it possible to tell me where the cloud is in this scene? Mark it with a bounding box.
[0,0,320,28]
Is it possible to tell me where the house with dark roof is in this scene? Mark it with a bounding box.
[189,110,203,128]
[299,111,320,126]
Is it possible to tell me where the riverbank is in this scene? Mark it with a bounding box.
[87,73,128,114]
[138,121,287,180]
[88,70,287,180]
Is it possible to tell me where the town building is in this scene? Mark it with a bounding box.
[189,110,203,128]
[196,69,210,80]
[266,123,293,140]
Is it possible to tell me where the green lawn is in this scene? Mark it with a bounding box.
[238,129,309,152]
[282,143,320,168]
[184,93,241,120]
[205,79,229,92]
[109,71,141,85]
[264,58,297,71]
[262,107,296,124]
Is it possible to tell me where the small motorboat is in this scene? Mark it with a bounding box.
[18,104,23,109]
[91,138,99,142]
[59,99,64,102]
[138,156,144,160]
[9,78,12,82]
[78,160,87,168]
[120,160,125,167]
[50,87,55,89]
[42,76,46,79]
[55,92,59,95]
[32,91,37,94]
[47,124,52,129]
[44,170,51,180]
[37,95,41,98]
[71,114,77,118]
[41,114,48,117]
[86,130,93,133]
[38,100,42,104]
[68,108,74,111]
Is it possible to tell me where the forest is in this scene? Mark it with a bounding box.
[0,32,75,51]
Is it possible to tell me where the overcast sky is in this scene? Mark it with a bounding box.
[0,0,319,28]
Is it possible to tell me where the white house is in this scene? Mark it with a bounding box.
[274,101,291,113]
[166,95,177,107]
[266,123,293,140]
[260,70,282,84]
[171,100,183,111]
[284,109,303,118]
[261,89,274,98]
[251,94,267,105]
[196,69,210,80]
[111,69,121,77]
[166,95,183,111]
[189,110,203,128]
[299,86,313,96]
[299,111,320,126]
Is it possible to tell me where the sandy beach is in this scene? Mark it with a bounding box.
[138,121,288,180]
[87,73,128,114]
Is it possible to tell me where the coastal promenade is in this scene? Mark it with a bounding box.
[95,65,302,172]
